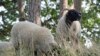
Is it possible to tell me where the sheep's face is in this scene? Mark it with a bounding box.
[65,9,81,25]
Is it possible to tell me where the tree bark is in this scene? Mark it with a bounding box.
[28,0,41,25]
[17,0,26,21]
[59,0,68,18]
[73,0,81,12]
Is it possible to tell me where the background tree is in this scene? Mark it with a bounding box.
[59,0,68,17]
[74,0,81,12]
[28,0,41,25]
[17,0,26,21]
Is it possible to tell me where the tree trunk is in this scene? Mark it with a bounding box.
[59,0,68,18]
[17,0,26,21]
[73,0,81,12]
[28,0,41,25]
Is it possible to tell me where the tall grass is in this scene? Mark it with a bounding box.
[52,41,100,56]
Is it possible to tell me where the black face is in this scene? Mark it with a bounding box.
[65,9,81,25]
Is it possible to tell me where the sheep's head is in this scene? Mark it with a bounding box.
[65,9,81,25]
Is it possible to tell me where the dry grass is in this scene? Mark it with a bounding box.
[51,41,100,56]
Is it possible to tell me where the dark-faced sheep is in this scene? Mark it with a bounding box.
[56,9,81,48]
[11,21,57,56]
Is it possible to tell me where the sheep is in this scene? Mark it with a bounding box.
[0,41,15,56]
[56,9,81,48]
[10,21,57,56]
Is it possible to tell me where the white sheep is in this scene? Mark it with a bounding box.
[0,41,15,56]
[11,21,57,56]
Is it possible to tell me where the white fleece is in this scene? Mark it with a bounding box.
[11,21,57,56]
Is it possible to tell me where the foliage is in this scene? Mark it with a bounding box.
[81,0,100,43]
[0,0,18,40]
